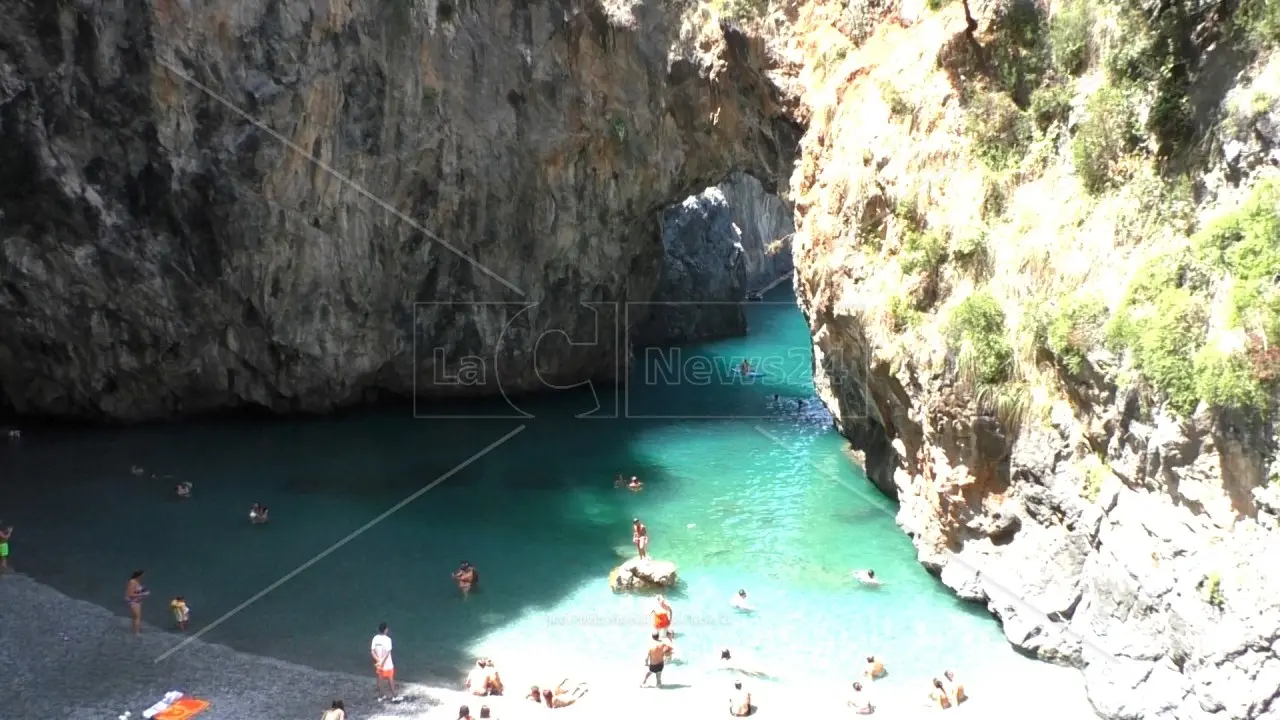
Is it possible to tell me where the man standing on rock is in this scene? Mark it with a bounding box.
[632,518,648,559]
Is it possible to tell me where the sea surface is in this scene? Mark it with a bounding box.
[0,288,1033,699]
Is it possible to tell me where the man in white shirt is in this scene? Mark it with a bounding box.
[371,622,400,702]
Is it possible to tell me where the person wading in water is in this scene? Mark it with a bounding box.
[641,632,674,688]
[453,561,479,599]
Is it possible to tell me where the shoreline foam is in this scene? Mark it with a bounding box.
[0,572,1099,719]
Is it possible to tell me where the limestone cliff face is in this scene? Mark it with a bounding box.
[716,171,793,292]
[0,0,800,420]
[786,0,1280,717]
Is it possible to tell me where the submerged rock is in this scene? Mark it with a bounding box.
[632,188,747,346]
[610,558,679,591]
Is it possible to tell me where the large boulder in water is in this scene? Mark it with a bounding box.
[610,558,679,591]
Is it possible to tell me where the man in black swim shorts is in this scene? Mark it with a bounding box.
[642,632,673,688]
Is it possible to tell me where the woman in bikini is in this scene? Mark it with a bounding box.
[632,518,648,559]
[929,678,952,709]
[126,570,149,635]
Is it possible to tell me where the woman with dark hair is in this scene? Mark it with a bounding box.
[929,678,953,709]
[457,704,474,720]
[125,570,149,635]
[320,699,346,720]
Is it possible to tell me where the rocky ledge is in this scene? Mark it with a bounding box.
[0,0,801,420]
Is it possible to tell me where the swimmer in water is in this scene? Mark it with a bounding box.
[864,655,887,680]
[627,476,643,491]
[632,518,649,560]
[739,359,751,375]
[175,481,192,498]
[719,649,771,679]
[730,589,754,612]
[249,503,269,524]
[853,569,880,586]
[453,561,479,598]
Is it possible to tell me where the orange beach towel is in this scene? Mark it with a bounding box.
[154,697,210,720]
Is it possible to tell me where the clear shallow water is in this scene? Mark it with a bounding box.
[0,288,1016,696]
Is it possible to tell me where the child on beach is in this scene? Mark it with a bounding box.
[170,596,190,630]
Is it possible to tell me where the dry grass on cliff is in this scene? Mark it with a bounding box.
[789,0,1280,434]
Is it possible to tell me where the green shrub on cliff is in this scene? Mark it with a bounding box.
[899,230,949,275]
[1192,178,1280,343]
[1072,85,1141,194]
[948,291,1014,385]
[1048,294,1108,374]
[1193,348,1268,413]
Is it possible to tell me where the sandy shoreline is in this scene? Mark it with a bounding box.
[0,573,1099,719]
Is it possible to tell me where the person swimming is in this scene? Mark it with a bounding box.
[739,359,752,375]
[627,476,643,491]
[719,649,771,679]
[853,569,881,586]
[175,481,192,498]
[453,561,479,598]
[651,594,674,640]
[730,589,754,612]
[249,503,269,524]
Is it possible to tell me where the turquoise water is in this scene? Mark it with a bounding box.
[0,288,1012,694]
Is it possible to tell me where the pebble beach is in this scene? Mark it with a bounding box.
[0,572,1100,720]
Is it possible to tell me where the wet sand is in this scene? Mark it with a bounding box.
[0,573,1097,719]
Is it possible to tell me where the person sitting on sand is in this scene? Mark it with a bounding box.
[457,704,474,720]
[632,518,649,559]
[848,681,874,714]
[864,656,886,680]
[321,699,346,720]
[853,569,880,586]
[249,503,269,524]
[729,680,752,716]
[479,707,492,719]
[730,589,754,612]
[466,660,491,696]
[943,670,966,705]
[175,481,192,498]
[527,685,543,704]
[928,678,953,709]
[453,561,479,598]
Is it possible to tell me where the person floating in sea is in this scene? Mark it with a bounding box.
[730,589,754,612]
[651,594,675,640]
[0,522,12,573]
[370,622,402,702]
[453,561,479,598]
[169,596,190,631]
[853,569,880,586]
[534,680,588,708]
[943,669,967,705]
[175,481,192,499]
[125,570,149,635]
[739,359,752,375]
[627,476,643,491]
[848,681,874,714]
[632,518,649,559]
[864,655,887,680]
[728,680,752,717]
[641,632,674,688]
[719,648,772,679]
[249,503,269,524]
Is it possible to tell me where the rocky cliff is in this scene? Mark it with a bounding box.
[0,0,800,420]
[717,170,793,291]
[633,187,748,346]
[784,0,1280,717]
